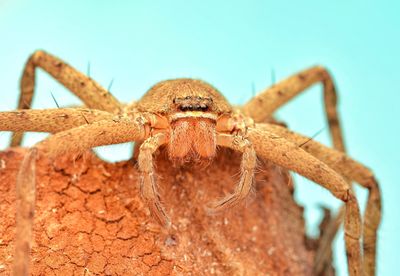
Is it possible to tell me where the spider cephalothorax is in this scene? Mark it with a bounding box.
[138,79,246,164]
[3,51,381,276]
[138,79,230,163]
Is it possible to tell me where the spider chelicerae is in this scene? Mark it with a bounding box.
[1,51,381,276]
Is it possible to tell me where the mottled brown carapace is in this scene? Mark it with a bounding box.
[2,51,381,276]
[136,78,231,114]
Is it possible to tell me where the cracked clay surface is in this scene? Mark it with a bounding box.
[0,148,316,275]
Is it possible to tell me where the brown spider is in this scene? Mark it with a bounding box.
[1,51,381,276]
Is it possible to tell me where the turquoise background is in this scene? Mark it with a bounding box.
[0,1,399,275]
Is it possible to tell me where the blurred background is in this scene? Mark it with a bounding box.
[0,1,398,274]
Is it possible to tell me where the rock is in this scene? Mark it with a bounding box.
[0,147,319,275]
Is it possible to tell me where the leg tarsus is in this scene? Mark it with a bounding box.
[363,177,382,276]
[343,192,363,276]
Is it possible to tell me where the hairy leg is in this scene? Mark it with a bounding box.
[0,108,114,133]
[242,66,351,273]
[13,116,148,275]
[246,127,362,276]
[257,123,381,275]
[11,50,122,146]
[242,66,345,151]
[209,133,256,212]
[137,133,169,226]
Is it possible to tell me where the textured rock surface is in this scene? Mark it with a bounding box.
[0,147,318,275]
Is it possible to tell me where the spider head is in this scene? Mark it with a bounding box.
[135,79,234,162]
[136,78,232,115]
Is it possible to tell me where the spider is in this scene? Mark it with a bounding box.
[1,51,381,276]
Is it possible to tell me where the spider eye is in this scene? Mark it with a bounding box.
[176,95,210,111]
[179,104,208,112]
[200,104,208,111]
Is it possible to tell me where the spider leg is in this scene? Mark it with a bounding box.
[0,108,114,133]
[242,66,345,151]
[258,123,381,276]
[246,127,362,276]
[137,133,170,226]
[11,50,123,146]
[242,66,350,273]
[208,133,256,212]
[12,116,148,276]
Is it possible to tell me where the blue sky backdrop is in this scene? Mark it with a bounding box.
[0,1,399,275]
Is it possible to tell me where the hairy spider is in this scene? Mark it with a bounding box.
[1,51,381,276]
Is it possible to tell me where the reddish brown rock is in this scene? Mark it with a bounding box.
[0,147,320,275]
